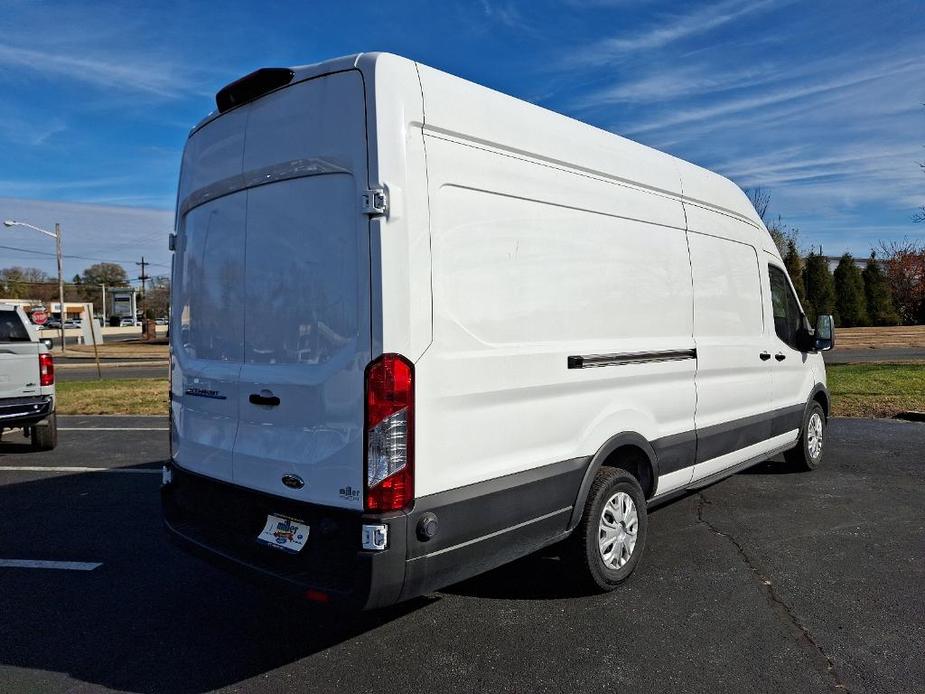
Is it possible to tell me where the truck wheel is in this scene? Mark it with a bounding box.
[31,412,58,451]
[784,402,825,471]
[569,467,648,591]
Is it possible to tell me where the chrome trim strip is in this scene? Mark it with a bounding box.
[178,157,350,217]
[568,348,697,369]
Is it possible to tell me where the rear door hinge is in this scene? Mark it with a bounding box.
[168,233,177,251]
[361,187,388,217]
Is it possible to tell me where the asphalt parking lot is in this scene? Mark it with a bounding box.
[0,417,922,694]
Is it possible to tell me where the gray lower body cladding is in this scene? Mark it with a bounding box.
[161,400,810,608]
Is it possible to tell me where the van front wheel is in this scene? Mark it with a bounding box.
[784,401,825,471]
[569,467,648,591]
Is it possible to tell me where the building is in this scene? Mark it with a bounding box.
[822,255,886,273]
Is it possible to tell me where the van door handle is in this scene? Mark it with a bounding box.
[249,392,280,407]
[759,352,771,361]
[775,353,786,361]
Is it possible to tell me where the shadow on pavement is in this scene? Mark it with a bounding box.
[0,459,437,693]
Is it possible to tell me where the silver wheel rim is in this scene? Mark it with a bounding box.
[598,491,638,569]
[807,412,824,460]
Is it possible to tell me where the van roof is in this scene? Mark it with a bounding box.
[193,52,767,241]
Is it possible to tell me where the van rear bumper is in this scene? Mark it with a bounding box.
[161,462,408,609]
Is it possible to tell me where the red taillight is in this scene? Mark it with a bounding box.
[364,353,414,512]
[39,352,54,386]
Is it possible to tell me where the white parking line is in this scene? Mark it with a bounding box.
[58,427,169,431]
[0,559,102,571]
[0,466,161,474]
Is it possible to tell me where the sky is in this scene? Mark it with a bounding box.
[0,0,923,282]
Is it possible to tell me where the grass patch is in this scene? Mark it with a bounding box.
[56,378,168,415]
[52,366,925,419]
[827,363,925,418]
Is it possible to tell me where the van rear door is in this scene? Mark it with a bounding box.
[171,108,249,484]
[172,71,371,508]
[232,72,370,510]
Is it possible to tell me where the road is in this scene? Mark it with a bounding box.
[824,347,925,363]
[0,417,922,694]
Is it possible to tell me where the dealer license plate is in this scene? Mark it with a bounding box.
[256,514,309,553]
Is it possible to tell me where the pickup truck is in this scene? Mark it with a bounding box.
[0,304,57,450]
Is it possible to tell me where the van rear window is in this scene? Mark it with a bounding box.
[0,311,30,342]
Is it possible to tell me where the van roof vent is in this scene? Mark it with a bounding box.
[215,68,295,114]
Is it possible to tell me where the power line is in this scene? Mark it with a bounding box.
[0,243,170,268]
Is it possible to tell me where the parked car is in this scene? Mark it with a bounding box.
[162,53,834,610]
[155,317,169,325]
[63,320,81,329]
[0,304,57,450]
[119,317,135,327]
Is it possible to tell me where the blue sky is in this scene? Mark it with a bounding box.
[1,0,923,281]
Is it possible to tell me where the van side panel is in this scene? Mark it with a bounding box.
[416,133,696,509]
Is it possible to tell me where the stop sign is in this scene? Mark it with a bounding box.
[31,310,48,325]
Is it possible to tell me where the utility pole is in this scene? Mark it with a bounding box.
[136,257,149,319]
[55,223,65,354]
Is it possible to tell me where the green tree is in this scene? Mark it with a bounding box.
[0,266,52,301]
[79,262,129,313]
[146,276,170,318]
[803,252,836,324]
[783,240,806,304]
[833,254,869,327]
[81,262,129,288]
[862,254,900,326]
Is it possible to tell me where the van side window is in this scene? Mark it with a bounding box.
[768,265,802,348]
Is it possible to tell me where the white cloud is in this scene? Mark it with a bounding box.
[0,44,194,98]
[574,63,778,107]
[576,0,786,64]
[623,54,924,136]
[0,198,173,277]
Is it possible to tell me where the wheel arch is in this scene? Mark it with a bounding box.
[809,383,830,418]
[567,432,659,532]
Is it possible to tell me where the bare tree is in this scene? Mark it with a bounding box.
[744,187,771,223]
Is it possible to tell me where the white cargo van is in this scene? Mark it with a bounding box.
[0,304,57,449]
[163,53,834,608]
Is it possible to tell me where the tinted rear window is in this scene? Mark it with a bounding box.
[0,311,30,342]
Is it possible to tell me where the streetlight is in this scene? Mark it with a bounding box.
[3,219,66,353]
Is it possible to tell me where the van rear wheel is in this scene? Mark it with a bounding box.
[31,412,58,451]
[569,467,647,591]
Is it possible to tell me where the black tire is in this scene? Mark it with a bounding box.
[31,412,58,451]
[568,467,648,591]
[784,401,825,471]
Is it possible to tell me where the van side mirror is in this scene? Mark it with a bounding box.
[814,314,835,351]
